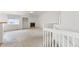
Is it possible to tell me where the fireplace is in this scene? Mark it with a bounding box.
[30,22,35,28]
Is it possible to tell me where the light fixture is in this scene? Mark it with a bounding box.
[29,11,34,13]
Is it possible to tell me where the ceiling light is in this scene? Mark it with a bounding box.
[30,11,34,13]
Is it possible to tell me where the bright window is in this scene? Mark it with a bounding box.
[7,19,19,25]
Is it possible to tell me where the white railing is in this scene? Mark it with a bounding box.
[43,27,79,47]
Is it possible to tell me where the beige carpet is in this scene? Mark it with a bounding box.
[2,29,43,47]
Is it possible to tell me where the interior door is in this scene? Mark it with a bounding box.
[22,17,28,29]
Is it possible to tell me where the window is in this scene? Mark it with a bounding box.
[7,19,19,25]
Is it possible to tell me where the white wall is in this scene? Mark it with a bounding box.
[38,11,60,28]
[59,11,79,32]
[0,12,40,31]
[0,14,23,31]
[0,11,62,31]
[4,15,23,31]
[28,13,40,28]
[27,11,60,29]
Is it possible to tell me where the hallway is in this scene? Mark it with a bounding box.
[2,29,43,47]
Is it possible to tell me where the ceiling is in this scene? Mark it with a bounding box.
[0,11,34,15]
[0,11,59,16]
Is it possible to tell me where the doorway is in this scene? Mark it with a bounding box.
[22,17,28,29]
